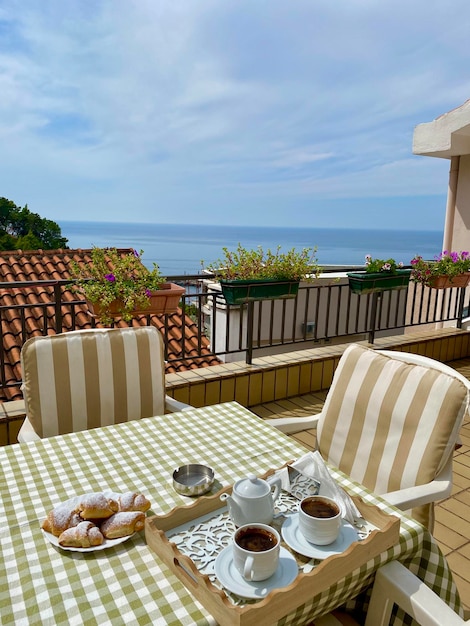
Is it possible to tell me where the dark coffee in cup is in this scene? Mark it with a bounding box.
[301,497,340,518]
[235,526,277,552]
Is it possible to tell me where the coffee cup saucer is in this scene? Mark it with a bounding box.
[214,545,298,599]
[281,513,358,559]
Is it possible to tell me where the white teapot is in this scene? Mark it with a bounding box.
[220,474,281,526]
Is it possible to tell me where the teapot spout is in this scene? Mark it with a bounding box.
[220,493,242,525]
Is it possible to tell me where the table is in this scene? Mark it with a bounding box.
[0,401,463,625]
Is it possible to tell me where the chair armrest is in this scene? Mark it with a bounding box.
[383,454,453,510]
[265,413,321,434]
[164,396,193,413]
[17,417,41,443]
[365,560,466,626]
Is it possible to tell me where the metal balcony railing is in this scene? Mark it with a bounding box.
[0,268,469,398]
[198,269,470,363]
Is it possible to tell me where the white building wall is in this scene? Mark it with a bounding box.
[454,154,470,252]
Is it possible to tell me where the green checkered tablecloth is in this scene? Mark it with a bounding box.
[0,401,463,625]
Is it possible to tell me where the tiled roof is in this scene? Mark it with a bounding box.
[0,248,220,401]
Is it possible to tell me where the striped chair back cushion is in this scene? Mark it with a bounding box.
[21,327,166,438]
[317,344,468,499]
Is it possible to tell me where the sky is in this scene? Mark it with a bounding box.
[1,1,470,231]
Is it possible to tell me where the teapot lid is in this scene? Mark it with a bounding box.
[235,474,270,497]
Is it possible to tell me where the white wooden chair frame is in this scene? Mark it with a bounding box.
[365,560,467,625]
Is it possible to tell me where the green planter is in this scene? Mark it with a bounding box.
[347,269,411,295]
[220,279,300,304]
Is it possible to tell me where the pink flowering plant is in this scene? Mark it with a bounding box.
[70,247,165,323]
[364,254,404,274]
[410,251,470,287]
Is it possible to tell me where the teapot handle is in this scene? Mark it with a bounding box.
[270,476,282,503]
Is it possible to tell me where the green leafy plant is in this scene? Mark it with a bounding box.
[70,247,166,324]
[410,251,470,287]
[364,254,404,274]
[206,244,321,281]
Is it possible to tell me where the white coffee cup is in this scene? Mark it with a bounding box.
[298,495,342,545]
[232,523,280,581]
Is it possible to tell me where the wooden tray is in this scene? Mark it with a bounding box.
[145,479,400,626]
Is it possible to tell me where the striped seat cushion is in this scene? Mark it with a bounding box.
[21,327,166,438]
[317,344,467,523]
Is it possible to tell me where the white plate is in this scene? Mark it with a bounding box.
[214,545,298,599]
[42,528,135,552]
[281,514,358,559]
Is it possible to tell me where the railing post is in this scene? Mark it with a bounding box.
[246,300,255,365]
[54,283,63,334]
[368,292,380,343]
[457,287,466,328]
[0,309,6,388]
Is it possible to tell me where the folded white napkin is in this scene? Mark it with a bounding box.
[270,451,361,525]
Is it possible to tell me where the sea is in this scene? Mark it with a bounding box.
[60,221,444,277]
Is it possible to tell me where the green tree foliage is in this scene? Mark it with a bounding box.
[0,232,16,250]
[16,231,44,250]
[0,197,68,250]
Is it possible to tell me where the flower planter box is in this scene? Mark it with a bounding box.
[220,279,300,304]
[428,273,470,289]
[88,282,185,318]
[347,270,411,295]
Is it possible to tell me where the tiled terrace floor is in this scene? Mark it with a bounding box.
[251,357,470,613]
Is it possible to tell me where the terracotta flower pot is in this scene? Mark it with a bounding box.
[428,273,470,289]
[134,283,186,314]
[88,282,185,319]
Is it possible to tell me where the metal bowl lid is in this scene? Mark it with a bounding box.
[172,464,214,496]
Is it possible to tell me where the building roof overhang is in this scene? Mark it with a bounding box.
[413,99,470,159]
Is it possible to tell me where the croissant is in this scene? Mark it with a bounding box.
[77,493,119,520]
[118,492,151,513]
[100,511,145,539]
[58,521,104,548]
[42,498,82,537]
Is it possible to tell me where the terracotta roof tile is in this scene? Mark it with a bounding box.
[0,248,220,401]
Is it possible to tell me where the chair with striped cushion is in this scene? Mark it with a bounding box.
[18,327,191,442]
[267,343,470,529]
